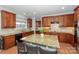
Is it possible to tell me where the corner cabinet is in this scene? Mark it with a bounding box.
[1,10,16,28]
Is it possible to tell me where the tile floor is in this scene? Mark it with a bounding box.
[0,42,78,54]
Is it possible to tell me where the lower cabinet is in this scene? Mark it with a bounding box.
[65,33,74,45]
[3,35,15,49]
[58,33,66,42]
[22,31,33,37]
[59,33,74,45]
[43,32,74,45]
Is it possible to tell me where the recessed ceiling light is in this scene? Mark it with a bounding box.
[61,7,65,9]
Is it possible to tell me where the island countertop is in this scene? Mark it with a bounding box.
[21,34,60,48]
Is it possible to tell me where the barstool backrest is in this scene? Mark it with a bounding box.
[26,43,39,54]
[16,41,27,54]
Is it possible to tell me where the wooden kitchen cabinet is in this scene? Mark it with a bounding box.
[43,32,75,45]
[3,35,15,49]
[65,33,74,45]
[42,17,47,27]
[1,10,16,28]
[58,33,66,42]
[42,14,74,27]
[59,33,74,45]
[27,18,32,27]
[58,15,64,27]
[22,31,33,37]
[63,14,74,27]
[42,17,51,27]
[36,21,41,27]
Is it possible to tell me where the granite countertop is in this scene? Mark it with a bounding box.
[21,34,60,48]
[0,28,33,36]
[45,27,75,35]
[0,27,75,36]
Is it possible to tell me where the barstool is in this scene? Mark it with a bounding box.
[16,40,27,54]
[26,43,39,54]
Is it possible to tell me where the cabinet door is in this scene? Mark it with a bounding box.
[11,14,16,28]
[59,33,66,42]
[58,16,64,27]
[1,11,10,28]
[42,17,47,27]
[62,14,74,27]
[65,34,74,45]
[47,17,51,27]
[42,17,51,27]
[66,14,74,27]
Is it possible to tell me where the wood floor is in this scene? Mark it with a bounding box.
[0,42,78,54]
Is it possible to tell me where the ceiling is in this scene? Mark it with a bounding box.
[0,5,77,20]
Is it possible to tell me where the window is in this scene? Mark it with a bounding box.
[16,22,26,28]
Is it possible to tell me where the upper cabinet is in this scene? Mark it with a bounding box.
[42,17,51,27]
[1,10,16,28]
[63,14,74,27]
[42,14,74,27]
[36,21,41,27]
[27,18,32,27]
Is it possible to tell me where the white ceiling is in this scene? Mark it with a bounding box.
[0,5,77,20]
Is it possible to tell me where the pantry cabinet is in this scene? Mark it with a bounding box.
[1,10,16,28]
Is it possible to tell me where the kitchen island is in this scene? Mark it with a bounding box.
[21,34,60,48]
